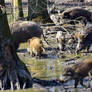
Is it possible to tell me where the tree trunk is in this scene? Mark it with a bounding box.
[0,0,32,90]
[18,0,24,19]
[10,0,24,21]
[27,0,53,23]
[10,0,18,21]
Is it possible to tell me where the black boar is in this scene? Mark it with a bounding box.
[76,26,92,53]
[61,7,92,25]
[58,59,92,88]
[10,21,43,49]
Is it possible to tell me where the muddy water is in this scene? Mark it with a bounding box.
[16,24,92,92]
[16,50,92,92]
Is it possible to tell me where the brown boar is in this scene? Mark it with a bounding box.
[58,59,92,88]
[76,26,92,53]
[61,7,92,25]
[68,34,75,44]
[27,37,44,57]
[88,69,92,91]
[68,32,83,45]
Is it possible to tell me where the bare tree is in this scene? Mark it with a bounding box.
[10,0,24,20]
[27,0,53,23]
[18,0,24,19]
[0,0,32,90]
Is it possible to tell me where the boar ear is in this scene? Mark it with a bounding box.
[65,67,74,75]
[66,67,73,72]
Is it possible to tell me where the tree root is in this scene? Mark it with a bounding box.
[0,40,33,90]
[0,68,33,90]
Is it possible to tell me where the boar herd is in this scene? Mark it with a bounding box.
[9,7,92,89]
[56,7,92,54]
[10,21,43,49]
[56,7,92,89]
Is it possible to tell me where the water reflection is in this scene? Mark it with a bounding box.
[3,87,90,92]
[17,52,92,92]
[2,87,86,92]
[46,60,56,80]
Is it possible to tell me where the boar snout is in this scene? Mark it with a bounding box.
[58,74,72,84]
[56,79,64,84]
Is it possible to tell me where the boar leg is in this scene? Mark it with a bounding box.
[56,38,59,43]
[90,80,92,92]
[31,51,35,57]
[61,44,65,51]
[75,79,79,88]
[86,45,90,53]
[56,39,59,50]
[80,79,87,88]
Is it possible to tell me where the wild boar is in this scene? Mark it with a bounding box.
[68,32,81,45]
[27,37,44,57]
[88,69,92,91]
[10,21,46,49]
[58,59,92,88]
[61,7,92,25]
[76,26,92,53]
[67,34,75,44]
[56,31,66,51]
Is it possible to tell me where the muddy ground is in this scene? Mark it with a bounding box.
[17,23,92,92]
